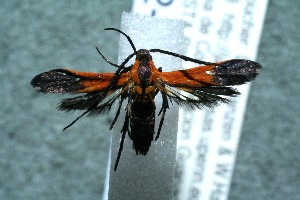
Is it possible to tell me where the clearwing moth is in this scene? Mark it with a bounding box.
[31,28,262,171]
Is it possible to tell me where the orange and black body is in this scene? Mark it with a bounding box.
[127,50,157,155]
[31,28,262,171]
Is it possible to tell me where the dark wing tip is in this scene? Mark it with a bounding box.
[31,69,83,93]
[213,59,262,86]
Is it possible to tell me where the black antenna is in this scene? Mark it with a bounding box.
[95,46,120,68]
[105,28,137,54]
[149,49,216,65]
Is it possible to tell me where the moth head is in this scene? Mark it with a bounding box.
[136,49,152,60]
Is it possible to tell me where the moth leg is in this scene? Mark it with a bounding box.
[114,109,130,171]
[109,97,124,130]
[63,102,99,131]
[156,108,166,141]
[155,91,169,141]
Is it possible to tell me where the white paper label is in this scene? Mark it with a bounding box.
[132,0,268,199]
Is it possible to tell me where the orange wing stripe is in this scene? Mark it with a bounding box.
[65,70,129,93]
[161,65,218,87]
[67,69,115,80]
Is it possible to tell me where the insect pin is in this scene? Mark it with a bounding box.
[31,28,262,171]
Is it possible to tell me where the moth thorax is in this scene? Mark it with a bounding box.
[138,59,152,87]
